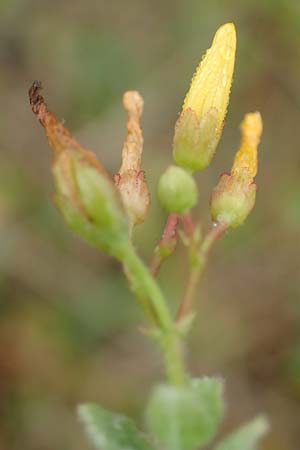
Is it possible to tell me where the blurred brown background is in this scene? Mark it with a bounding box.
[0,0,300,449]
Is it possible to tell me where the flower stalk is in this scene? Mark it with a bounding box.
[149,213,179,277]
[176,221,228,322]
[122,243,186,385]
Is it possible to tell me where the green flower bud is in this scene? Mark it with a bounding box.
[53,150,130,258]
[157,165,198,213]
[210,173,256,228]
[28,81,129,259]
[210,112,263,228]
[173,107,219,171]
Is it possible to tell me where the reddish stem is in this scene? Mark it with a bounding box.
[181,213,194,238]
[161,213,179,242]
[149,213,179,277]
[176,221,228,322]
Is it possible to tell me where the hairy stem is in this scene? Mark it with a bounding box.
[176,221,227,321]
[123,243,186,385]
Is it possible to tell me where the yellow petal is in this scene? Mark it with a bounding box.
[183,23,236,128]
[232,112,263,180]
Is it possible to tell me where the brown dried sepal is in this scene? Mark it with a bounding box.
[114,169,150,226]
[28,81,127,232]
[28,80,105,174]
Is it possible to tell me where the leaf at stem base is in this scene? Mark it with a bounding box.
[145,377,224,450]
[213,415,269,450]
[78,403,154,450]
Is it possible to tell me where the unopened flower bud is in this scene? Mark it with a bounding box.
[210,173,256,228]
[29,81,129,258]
[173,23,236,171]
[157,165,198,214]
[231,112,263,180]
[210,112,263,227]
[114,91,150,228]
[53,151,129,252]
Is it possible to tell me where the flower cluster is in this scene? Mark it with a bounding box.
[29,23,267,450]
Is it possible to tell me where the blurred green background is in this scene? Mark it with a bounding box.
[1,0,300,449]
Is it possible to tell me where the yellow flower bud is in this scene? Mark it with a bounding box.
[210,112,263,228]
[183,23,236,123]
[173,23,236,171]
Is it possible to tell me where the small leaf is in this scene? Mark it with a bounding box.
[145,377,224,450]
[214,415,269,450]
[78,403,153,450]
[175,313,196,337]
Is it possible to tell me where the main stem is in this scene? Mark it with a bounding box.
[122,243,186,385]
[176,221,227,321]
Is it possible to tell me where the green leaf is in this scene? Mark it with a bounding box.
[78,403,154,450]
[214,415,269,450]
[175,312,196,338]
[145,377,224,450]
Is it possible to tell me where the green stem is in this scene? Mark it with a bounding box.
[159,332,186,386]
[122,243,186,385]
[176,221,228,321]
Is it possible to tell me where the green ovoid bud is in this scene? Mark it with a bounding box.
[157,165,198,213]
